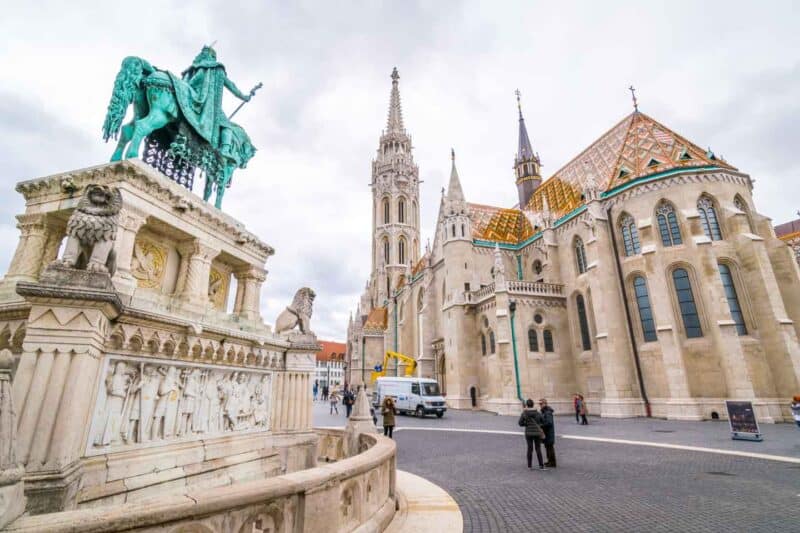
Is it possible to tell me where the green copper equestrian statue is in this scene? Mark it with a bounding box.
[101,46,259,208]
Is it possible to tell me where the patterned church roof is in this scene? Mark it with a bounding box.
[364,306,388,331]
[469,202,535,244]
[526,111,736,216]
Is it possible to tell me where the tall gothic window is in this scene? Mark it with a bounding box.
[576,294,592,350]
[481,333,487,356]
[528,329,539,352]
[383,198,390,224]
[620,214,641,256]
[718,263,747,336]
[398,238,406,264]
[543,330,554,352]
[633,276,657,342]
[489,330,496,354]
[734,195,755,233]
[575,237,587,274]
[398,198,406,223]
[656,202,682,247]
[383,238,390,265]
[698,196,722,241]
[672,268,703,338]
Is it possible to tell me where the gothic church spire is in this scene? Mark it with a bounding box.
[514,90,542,209]
[447,148,465,203]
[386,67,405,134]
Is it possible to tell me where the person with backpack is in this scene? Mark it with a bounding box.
[518,399,547,470]
[343,386,355,418]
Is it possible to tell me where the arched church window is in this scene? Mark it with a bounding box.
[489,330,496,354]
[697,196,722,241]
[718,263,747,336]
[543,330,554,352]
[533,260,543,276]
[461,224,465,237]
[656,202,682,247]
[398,238,406,265]
[528,329,539,352]
[672,268,703,338]
[383,198,390,224]
[633,276,657,342]
[383,238,390,265]
[619,213,641,256]
[481,333,486,356]
[734,195,755,233]
[451,225,456,238]
[576,294,591,350]
[575,238,587,274]
[398,198,406,223]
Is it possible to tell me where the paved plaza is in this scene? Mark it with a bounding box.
[314,402,800,532]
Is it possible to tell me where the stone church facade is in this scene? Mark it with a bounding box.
[347,70,800,422]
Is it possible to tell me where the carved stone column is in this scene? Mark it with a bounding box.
[5,214,48,283]
[234,266,267,321]
[110,207,147,297]
[177,240,220,309]
[13,282,121,514]
[0,349,25,528]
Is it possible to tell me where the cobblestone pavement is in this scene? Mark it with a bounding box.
[313,402,800,532]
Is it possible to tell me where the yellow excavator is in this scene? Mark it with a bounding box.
[370,351,417,382]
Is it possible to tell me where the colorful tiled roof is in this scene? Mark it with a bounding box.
[525,111,736,216]
[316,340,346,362]
[364,306,388,331]
[469,203,535,244]
[411,257,426,276]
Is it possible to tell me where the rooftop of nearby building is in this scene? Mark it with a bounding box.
[775,217,800,241]
[316,340,346,362]
[364,306,388,331]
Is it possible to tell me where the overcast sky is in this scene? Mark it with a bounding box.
[1,1,798,341]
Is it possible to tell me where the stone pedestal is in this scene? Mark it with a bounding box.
[344,388,376,456]
[0,349,25,528]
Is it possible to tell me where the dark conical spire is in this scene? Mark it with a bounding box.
[386,67,405,134]
[516,89,534,162]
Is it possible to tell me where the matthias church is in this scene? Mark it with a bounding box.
[347,69,800,421]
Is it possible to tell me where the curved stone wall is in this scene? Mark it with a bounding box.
[7,431,396,533]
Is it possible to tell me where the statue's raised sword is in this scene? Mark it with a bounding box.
[229,82,263,120]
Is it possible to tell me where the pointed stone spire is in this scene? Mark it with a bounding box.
[386,67,405,134]
[447,148,465,203]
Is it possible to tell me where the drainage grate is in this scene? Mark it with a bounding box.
[652,430,675,433]
[705,471,736,476]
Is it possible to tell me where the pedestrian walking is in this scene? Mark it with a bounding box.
[518,399,547,470]
[313,381,319,402]
[343,386,355,418]
[578,394,589,425]
[791,395,800,429]
[322,385,329,402]
[573,393,581,424]
[381,396,396,438]
[539,398,556,467]
[329,389,339,415]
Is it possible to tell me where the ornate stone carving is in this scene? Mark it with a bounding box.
[274,288,316,335]
[131,238,167,288]
[208,267,228,309]
[88,356,273,453]
[54,184,122,275]
[0,349,25,528]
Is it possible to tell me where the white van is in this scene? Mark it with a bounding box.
[373,377,447,418]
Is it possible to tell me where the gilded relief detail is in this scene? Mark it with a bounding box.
[132,237,168,288]
[209,267,228,309]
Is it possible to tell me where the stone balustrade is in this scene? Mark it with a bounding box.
[7,430,396,533]
[469,280,565,304]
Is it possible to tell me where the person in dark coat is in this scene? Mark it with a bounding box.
[381,396,396,438]
[539,398,556,468]
[518,399,547,470]
[578,394,589,425]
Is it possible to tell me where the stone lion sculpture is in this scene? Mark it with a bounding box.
[274,287,316,334]
[55,184,122,275]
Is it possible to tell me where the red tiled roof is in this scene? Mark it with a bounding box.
[316,340,346,362]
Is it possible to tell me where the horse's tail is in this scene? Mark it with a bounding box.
[102,56,145,142]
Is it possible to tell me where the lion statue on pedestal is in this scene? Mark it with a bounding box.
[274,287,315,335]
[55,185,123,276]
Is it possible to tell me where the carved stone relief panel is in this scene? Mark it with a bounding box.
[132,237,168,289]
[86,355,273,455]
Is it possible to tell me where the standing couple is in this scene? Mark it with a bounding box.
[518,398,556,470]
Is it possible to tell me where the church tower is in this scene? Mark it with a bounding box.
[369,68,421,305]
[514,90,541,208]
